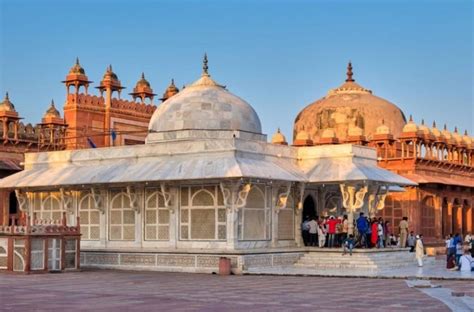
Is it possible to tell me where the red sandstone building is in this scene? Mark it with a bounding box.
[1,60,472,245]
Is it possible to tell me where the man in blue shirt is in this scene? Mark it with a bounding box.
[356,212,369,248]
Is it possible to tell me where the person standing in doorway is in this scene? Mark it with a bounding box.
[415,234,424,267]
[308,217,318,247]
[302,216,310,246]
[399,217,409,248]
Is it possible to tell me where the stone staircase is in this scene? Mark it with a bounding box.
[294,249,434,271]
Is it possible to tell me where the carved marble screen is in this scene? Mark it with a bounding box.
[109,191,136,241]
[239,185,270,240]
[39,193,62,221]
[79,193,100,241]
[144,189,170,241]
[180,186,226,240]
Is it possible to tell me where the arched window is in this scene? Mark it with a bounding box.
[79,193,100,241]
[144,190,169,241]
[180,186,225,240]
[239,185,269,240]
[41,194,62,220]
[109,191,135,241]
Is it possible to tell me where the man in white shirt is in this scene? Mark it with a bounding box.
[308,218,318,247]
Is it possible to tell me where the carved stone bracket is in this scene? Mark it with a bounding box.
[160,183,175,214]
[295,182,305,215]
[272,182,292,214]
[126,186,140,213]
[219,181,251,212]
[368,184,389,217]
[91,188,107,214]
[60,188,74,215]
[15,189,30,213]
[339,184,368,212]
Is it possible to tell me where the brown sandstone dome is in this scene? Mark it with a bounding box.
[293,63,406,142]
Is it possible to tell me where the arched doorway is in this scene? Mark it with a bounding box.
[421,196,435,238]
[302,195,316,220]
[8,191,18,225]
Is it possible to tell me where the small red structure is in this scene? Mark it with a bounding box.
[0,212,80,273]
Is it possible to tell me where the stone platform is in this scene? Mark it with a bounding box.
[80,247,428,275]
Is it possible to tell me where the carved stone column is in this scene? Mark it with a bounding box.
[271,182,292,248]
[294,183,305,247]
[220,181,251,250]
[160,183,178,249]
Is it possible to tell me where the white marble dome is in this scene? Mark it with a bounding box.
[148,73,262,134]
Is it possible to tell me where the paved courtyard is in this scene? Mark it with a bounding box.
[1,270,473,311]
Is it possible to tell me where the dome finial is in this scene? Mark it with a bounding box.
[409,114,413,122]
[432,120,436,128]
[203,53,209,76]
[444,123,447,130]
[454,126,458,133]
[5,92,9,100]
[76,57,80,65]
[464,130,468,135]
[381,118,385,125]
[171,78,175,86]
[51,99,55,107]
[141,72,145,79]
[421,118,425,125]
[346,61,354,82]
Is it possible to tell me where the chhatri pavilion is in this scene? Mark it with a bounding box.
[0,56,419,273]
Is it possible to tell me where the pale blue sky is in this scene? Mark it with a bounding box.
[0,0,472,139]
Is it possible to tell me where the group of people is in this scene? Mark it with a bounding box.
[302,213,409,250]
[445,233,474,272]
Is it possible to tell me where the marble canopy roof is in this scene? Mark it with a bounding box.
[0,136,415,190]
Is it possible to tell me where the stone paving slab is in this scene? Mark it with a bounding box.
[1,270,471,311]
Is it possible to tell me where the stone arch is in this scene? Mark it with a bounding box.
[421,195,436,238]
[41,194,62,221]
[302,195,316,220]
[191,189,215,207]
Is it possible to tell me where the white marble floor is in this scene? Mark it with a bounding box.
[245,258,474,280]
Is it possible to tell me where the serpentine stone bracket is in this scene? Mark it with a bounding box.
[219,181,251,212]
[339,183,368,212]
[90,188,107,214]
[160,183,175,214]
[60,188,74,215]
[126,186,140,213]
[15,189,30,213]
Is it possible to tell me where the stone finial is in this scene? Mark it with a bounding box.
[432,121,436,128]
[141,72,145,79]
[76,57,80,65]
[5,92,9,100]
[444,123,447,130]
[346,61,354,82]
[421,118,425,125]
[203,53,209,76]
